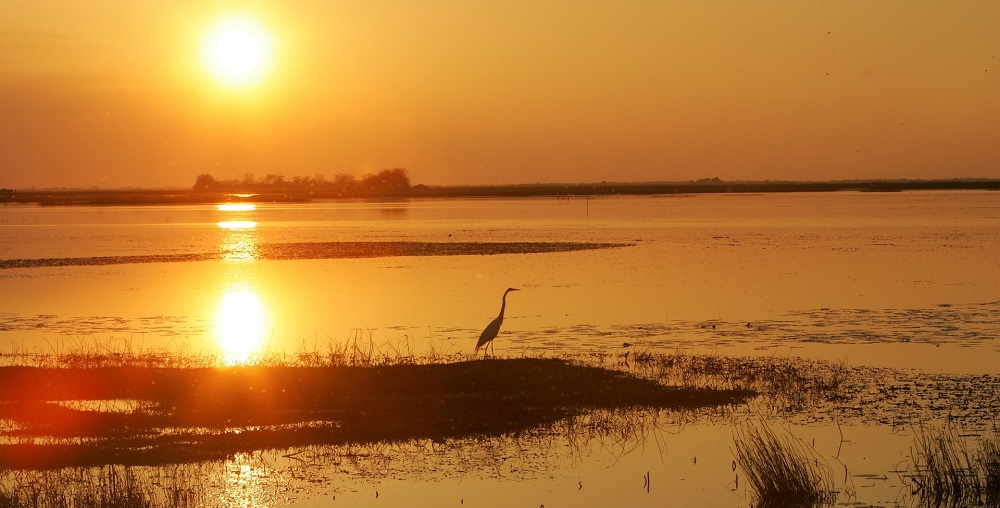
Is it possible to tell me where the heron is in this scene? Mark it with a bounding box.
[474,287,519,359]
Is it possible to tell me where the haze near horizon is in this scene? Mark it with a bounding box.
[1,1,997,189]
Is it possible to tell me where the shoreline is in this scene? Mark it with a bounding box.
[2,178,999,206]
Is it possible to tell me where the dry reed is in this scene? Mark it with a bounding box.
[732,420,837,507]
[908,425,1000,507]
[0,465,200,508]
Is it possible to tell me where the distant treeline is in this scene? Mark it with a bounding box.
[192,168,411,196]
[3,177,1000,206]
[407,178,1000,197]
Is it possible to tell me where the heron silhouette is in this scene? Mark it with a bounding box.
[474,287,519,359]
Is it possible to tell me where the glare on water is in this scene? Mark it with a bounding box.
[216,288,266,365]
[215,204,268,363]
[216,203,257,212]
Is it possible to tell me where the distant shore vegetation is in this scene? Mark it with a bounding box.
[192,168,412,196]
[2,173,999,205]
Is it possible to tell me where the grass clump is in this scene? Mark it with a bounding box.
[910,425,978,506]
[908,425,1000,507]
[983,430,1000,506]
[733,420,836,507]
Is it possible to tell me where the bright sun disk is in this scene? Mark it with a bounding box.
[201,15,274,88]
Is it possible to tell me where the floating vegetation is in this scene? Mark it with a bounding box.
[732,420,837,507]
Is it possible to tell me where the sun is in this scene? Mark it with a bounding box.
[200,14,275,88]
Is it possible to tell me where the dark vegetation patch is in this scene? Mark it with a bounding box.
[5,179,1000,205]
[0,241,629,269]
[0,358,752,469]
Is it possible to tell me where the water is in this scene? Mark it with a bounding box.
[1,190,999,506]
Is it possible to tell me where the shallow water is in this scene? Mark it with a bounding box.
[2,191,998,370]
[1,190,999,506]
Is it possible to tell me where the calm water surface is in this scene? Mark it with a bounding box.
[2,191,997,371]
[1,191,998,506]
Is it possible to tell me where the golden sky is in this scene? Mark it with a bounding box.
[1,1,997,188]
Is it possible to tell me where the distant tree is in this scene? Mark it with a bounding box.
[262,173,288,190]
[360,168,411,195]
[193,174,218,191]
[383,168,411,190]
[331,174,357,194]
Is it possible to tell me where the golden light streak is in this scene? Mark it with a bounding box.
[217,203,257,212]
[217,221,257,230]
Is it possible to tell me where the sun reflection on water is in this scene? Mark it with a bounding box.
[215,203,267,364]
[218,232,259,262]
[217,208,259,262]
[217,288,266,365]
[217,203,257,212]
[217,220,257,230]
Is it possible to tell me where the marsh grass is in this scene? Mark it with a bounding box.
[286,329,461,368]
[0,341,869,507]
[0,465,200,508]
[733,420,837,507]
[1,336,216,370]
[983,430,1000,506]
[0,328,463,370]
[907,425,1000,507]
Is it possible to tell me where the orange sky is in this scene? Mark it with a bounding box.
[1,1,997,189]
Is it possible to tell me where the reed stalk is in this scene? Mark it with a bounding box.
[733,420,836,507]
[908,425,1000,507]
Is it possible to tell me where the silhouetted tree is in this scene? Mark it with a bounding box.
[329,174,354,194]
[190,168,412,196]
[360,168,410,195]
[193,174,218,191]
